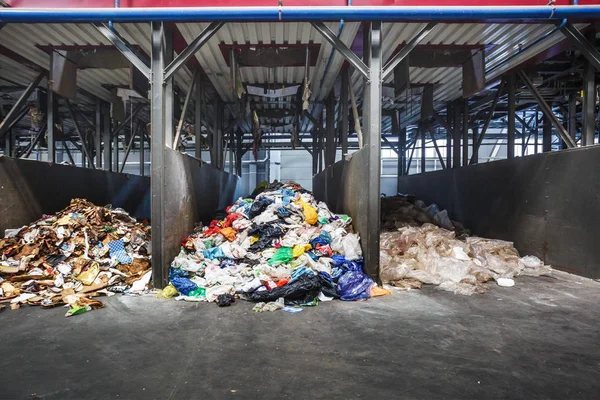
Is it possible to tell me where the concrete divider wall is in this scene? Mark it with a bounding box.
[163,148,241,274]
[0,156,150,234]
[398,146,600,279]
[313,148,379,279]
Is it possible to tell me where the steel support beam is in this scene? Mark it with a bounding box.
[151,21,167,289]
[427,123,446,169]
[341,68,349,157]
[95,100,102,168]
[582,51,596,146]
[382,21,437,80]
[164,21,223,81]
[568,92,577,144]
[121,121,139,173]
[111,103,145,139]
[420,124,426,172]
[46,85,55,163]
[311,21,369,79]
[21,123,47,159]
[0,71,45,139]
[103,104,112,171]
[94,23,150,79]
[560,23,600,73]
[140,125,145,176]
[507,74,516,159]
[173,69,198,148]
[325,91,336,166]
[543,114,552,152]
[65,99,95,168]
[472,126,479,163]
[362,21,381,281]
[470,79,506,164]
[195,71,203,160]
[164,27,174,149]
[518,70,576,148]
[462,98,469,165]
[392,110,402,184]
[453,100,461,168]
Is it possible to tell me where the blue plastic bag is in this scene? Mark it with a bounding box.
[310,236,328,248]
[319,231,332,244]
[336,270,374,301]
[331,255,363,272]
[291,266,316,282]
[169,267,189,279]
[203,246,226,259]
[171,276,198,295]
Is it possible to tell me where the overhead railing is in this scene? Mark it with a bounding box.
[1,6,600,22]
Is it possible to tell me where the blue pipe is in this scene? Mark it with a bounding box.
[108,0,120,30]
[486,18,567,75]
[0,7,600,23]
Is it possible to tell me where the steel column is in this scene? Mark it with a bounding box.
[95,100,102,168]
[341,68,349,157]
[391,109,401,182]
[140,126,145,176]
[151,21,167,289]
[462,98,469,166]
[444,104,452,167]
[420,124,426,172]
[65,99,95,168]
[472,126,479,163]
[46,85,55,163]
[194,72,203,160]
[325,91,336,166]
[543,114,552,152]
[113,130,119,171]
[4,129,12,157]
[568,92,577,144]
[470,79,505,164]
[507,74,516,159]
[102,105,112,171]
[362,20,382,281]
[164,27,174,149]
[582,51,596,146]
[453,100,461,168]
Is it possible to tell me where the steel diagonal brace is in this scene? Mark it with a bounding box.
[311,21,369,79]
[94,23,150,79]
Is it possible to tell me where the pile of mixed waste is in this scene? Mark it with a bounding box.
[163,182,388,311]
[380,195,552,295]
[0,199,151,315]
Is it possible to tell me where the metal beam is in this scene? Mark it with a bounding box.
[94,23,150,79]
[95,100,102,168]
[517,70,576,148]
[65,99,95,168]
[151,21,166,289]
[325,91,336,166]
[102,104,112,171]
[20,123,47,159]
[453,100,461,168]
[542,114,552,152]
[568,92,577,144]
[195,71,203,160]
[110,103,145,139]
[340,69,349,158]
[560,22,600,73]
[382,21,437,80]
[470,78,506,164]
[582,48,596,146]
[0,71,45,139]
[507,74,516,159]
[462,98,469,166]
[426,123,446,169]
[164,21,223,81]
[120,120,140,173]
[311,21,369,79]
[173,69,198,148]
[362,21,382,281]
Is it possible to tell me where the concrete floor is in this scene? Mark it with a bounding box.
[1,272,600,400]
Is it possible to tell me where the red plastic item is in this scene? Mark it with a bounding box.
[276,278,290,287]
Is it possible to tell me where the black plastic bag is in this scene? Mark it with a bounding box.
[248,274,322,305]
[249,200,272,218]
[217,293,235,307]
[248,224,285,251]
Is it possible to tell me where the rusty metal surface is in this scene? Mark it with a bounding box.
[0,156,150,235]
[313,149,380,280]
[398,146,600,279]
[162,148,241,282]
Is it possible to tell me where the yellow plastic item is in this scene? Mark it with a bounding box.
[76,262,100,286]
[292,243,312,258]
[220,227,237,242]
[297,199,318,225]
[371,286,392,297]
[250,236,259,245]
[157,284,178,299]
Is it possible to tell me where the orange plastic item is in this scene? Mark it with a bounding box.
[220,227,237,242]
[370,286,392,297]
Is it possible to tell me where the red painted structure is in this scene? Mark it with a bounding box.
[5,0,600,8]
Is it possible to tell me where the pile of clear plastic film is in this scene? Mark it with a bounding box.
[380,195,552,295]
[163,182,389,308]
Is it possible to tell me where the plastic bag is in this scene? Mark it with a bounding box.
[249,199,272,218]
[297,199,318,225]
[171,276,198,295]
[268,247,293,265]
[203,247,226,260]
[337,270,374,301]
[220,227,237,241]
[157,284,178,298]
[341,234,362,260]
[248,274,322,305]
[292,243,311,258]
